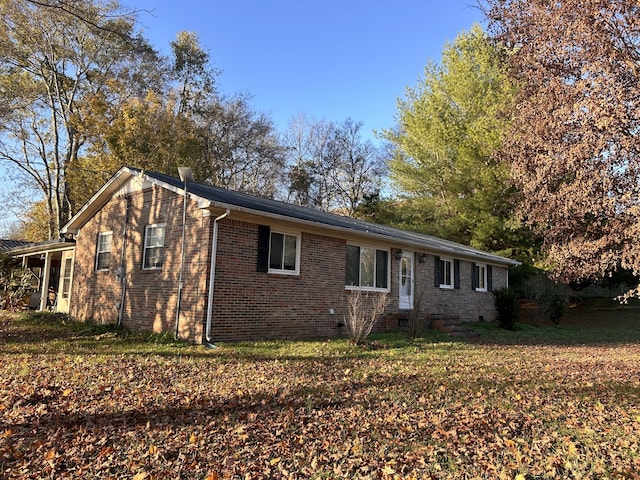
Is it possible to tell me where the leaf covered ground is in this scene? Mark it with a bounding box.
[2,310,640,479]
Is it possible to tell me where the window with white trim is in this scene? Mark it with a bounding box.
[440,257,454,288]
[472,263,493,292]
[95,231,113,271]
[345,245,389,290]
[143,223,165,269]
[268,231,300,274]
[474,263,487,291]
[61,257,73,298]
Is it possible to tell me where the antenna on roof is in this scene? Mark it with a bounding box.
[178,167,194,183]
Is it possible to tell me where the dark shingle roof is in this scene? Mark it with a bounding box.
[0,239,32,252]
[141,169,519,266]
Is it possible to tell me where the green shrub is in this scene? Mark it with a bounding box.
[492,287,519,330]
[523,274,569,327]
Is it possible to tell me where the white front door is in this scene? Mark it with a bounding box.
[399,251,414,310]
[56,250,74,313]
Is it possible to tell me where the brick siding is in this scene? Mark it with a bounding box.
[70,184,508,343]
[70,184,211,343]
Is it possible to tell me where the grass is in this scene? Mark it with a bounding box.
[2,305,640,479]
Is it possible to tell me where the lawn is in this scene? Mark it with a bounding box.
[1,308,640,479]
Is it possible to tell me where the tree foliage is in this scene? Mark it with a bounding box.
[0,0,162,239]
[282,115,386,216]
[7,200,51,242]
[73,90,203,208]
[170,31,218,116]
[76,31,283,201]
[196,94,285,197]
[383,25,531,257]
[1,2,286,240]
[484,0,640,281]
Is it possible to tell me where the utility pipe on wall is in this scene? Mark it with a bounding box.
[205,209,230,345]
[117,197,131,326]
[175,168,194,339]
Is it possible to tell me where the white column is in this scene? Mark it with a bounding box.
[39,252,52,311]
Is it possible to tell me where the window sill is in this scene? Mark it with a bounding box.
[345,285,390,293]
[268,269,299,276]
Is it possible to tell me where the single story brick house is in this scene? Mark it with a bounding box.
[53,166,519,343]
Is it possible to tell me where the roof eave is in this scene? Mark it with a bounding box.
[204,200,520,267]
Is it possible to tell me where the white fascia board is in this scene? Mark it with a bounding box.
[61,168,212,235]
[61,166,138,234]
[137,172,212,209]
[204,200,520,268]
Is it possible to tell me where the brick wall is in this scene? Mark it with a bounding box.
[379,250,507,332]
[70,182,509,343]
[209,223,507,341]
[70,185,211,343]
[414,254,506,324]
[210,220,349,341]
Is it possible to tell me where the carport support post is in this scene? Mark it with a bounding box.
[39,252,52,311]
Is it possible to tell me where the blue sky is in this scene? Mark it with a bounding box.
[1,1,485,235]
[138,0,485,136]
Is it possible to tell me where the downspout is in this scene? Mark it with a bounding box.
[117,197,130,326]
[204,209,230,347]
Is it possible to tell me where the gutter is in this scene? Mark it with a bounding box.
[187,199,519,268]
[204,209,230,347]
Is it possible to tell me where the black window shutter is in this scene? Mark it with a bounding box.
[433,256,440,287]
[257,225,270,272]
[471,262,477,290]
[487,265,493,291]
[454,259,460,289]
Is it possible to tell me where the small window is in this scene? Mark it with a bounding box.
[474,263,487,291]
[61,257,73,299]
[440,258,454,289]
[268,231,300,274]
[346,245,389,290]
[143,223,165,269]
[435,256,459,289]
[95,232,113,270]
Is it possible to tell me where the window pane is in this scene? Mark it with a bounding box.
[62,258,72,298]
[144,225,165,269]
[98,234,110,251]
[145,246,164,269]
[269,232,284,269]
[376,250,388,288]
[96,232,112,270]
[148,225,164,247]
[345,245,359,286]
[360,248,374,287]
[441,259,452,286]
[283,235,297,270]
[97,252,110,270]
